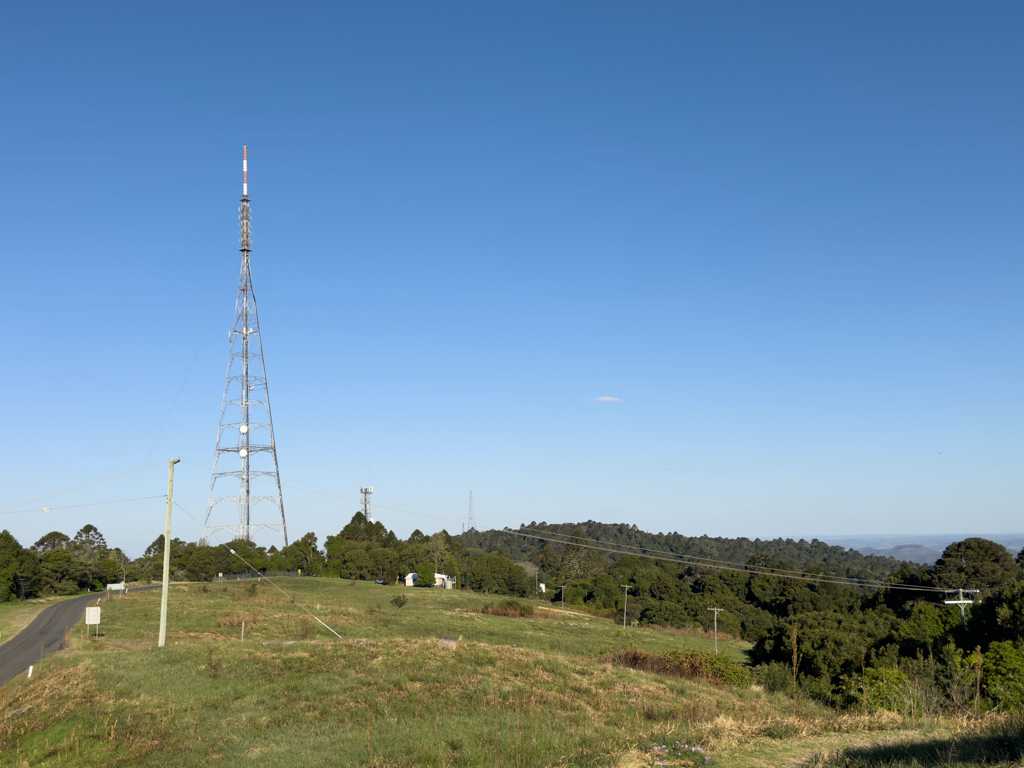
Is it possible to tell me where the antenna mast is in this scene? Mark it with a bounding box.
[361,486,374,524]
[468,491,475,531]
[202,147,289,547]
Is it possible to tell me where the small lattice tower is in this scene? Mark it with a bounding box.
[202,147,289,546]
[361,486,374,524]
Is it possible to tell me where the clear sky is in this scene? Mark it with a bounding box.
[1,3,1022,557]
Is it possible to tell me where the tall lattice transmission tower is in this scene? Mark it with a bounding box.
[201,147,289,547]
[468,491,475,531]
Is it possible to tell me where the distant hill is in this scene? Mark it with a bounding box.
[825,534,1023,567]
[455,520,907,582]
[858,544,943,565]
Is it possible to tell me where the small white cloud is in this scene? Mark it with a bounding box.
[593,396,623,403]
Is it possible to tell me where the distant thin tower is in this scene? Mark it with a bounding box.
[468,491,475,531]
[201,147,289,546]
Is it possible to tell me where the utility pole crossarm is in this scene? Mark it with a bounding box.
[943,588,980,627]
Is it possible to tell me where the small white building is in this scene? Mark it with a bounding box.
[433,572,455,590]
[404,572,455,588]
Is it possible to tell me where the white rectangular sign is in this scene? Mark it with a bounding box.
[85,607,101,626]
[106,582,125,592]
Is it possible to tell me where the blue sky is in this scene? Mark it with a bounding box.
[1,3,1022,556]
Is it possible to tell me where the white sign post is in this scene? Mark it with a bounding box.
[85,606,101,637]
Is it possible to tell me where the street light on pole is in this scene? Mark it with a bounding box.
[620,585,631,629]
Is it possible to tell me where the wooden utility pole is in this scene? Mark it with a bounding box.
[620,585,631,628]
[158,458,180,649]
[559,585,566,609]
[707,607,723,655]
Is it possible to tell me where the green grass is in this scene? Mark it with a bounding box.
[84,578,751,661]
[0,578,1005,767]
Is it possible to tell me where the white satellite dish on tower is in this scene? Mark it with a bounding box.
[239,449,248,458]
[239,425,248,434]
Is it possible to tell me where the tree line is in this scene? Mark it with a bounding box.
[0,511,532,601]
[479,523,1024,714]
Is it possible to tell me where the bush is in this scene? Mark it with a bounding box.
[984,641,1024,713]
[606,649,754,687]
[757,661,792,693]
[391,594,408,610]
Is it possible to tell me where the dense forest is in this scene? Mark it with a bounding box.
[2,516,1022,713]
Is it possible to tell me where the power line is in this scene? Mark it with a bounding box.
[110,269,237,533]
[508,529,947,593]
[0,461,167,514]
[0,494,167,517]
[180,461,946,594]
[516,528,925,593]
[172,500,342,639]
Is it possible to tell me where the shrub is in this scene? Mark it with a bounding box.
[605,649,754,687]
[757,661,792,693]
[391,594,408,610]
[984,641,1024,713]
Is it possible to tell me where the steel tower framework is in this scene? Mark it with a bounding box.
[201,147,288,547]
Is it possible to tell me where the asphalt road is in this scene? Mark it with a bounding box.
[0,578,289,686]
[0,594,93,686]
[0,586,161,687]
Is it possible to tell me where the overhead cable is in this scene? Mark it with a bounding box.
[0,461,167,514]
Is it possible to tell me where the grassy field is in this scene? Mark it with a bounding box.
[84,578,751,661]
[0,578,1018,767]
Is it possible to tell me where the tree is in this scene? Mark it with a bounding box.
[71,524,107,562]
[0,531,25,602]
[292,532,324,574]
[407,529,426,545]
[428,533,450,572]
[560,529,604,580]
[186,547,227,582]
[468,554,530,596]
[33,531,70,554]
[995,576,1024,642]
[110,549,131,583]
[933,538,1018,596]
[415,561,436,587]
